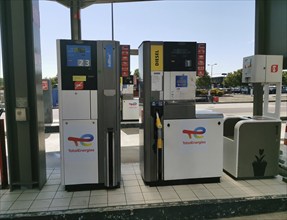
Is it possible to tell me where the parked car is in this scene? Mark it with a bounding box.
[231,87,241,94]
[268,86,287,94]
[269,86,276,94]
[240,87,249,94]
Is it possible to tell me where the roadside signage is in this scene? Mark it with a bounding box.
[197,43,206,77]
[121,45,130,77]
[42,80,49,91]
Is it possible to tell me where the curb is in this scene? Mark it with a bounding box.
[2,195,286,220]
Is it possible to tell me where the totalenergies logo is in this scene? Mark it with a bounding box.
[183,127,206,139]
[129,102,138,106]
[182,127,207,145]
[68,134,94,147]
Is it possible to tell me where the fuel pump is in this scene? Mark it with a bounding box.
[139,41,223,186]
[57,40,121,190]
[122,76,139,121]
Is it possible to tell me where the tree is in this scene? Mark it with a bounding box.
[222,69,286,87]
[0,78,4,90]
[133,69,139,78]
[50,76,58,88]
[223,69,245,88]
[196,71,211,89]
[282,71,287,86]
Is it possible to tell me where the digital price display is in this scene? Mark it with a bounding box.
[67,45,91,67]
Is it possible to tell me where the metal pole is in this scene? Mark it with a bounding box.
[253,0,265,116]
[111,2,114,41]
[208,63,217,89]
[70,0,81,40]
[0,118,8,189]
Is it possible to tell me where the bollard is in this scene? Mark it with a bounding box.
[0,119,8,189]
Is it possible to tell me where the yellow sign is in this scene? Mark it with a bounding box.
[151,45,163,71]
[72,75,86,81]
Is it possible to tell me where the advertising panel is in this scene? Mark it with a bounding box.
[164,118,223,180]
[121,45,130,77]
[197,43,206,77]
[63,120,98,184]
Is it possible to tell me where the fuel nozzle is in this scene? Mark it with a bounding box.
[155,112,163,149]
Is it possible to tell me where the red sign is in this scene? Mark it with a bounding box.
[121,45,130,77]
[122,71,129,77]
[197,70,205,76]
[122,67,129,72]
[198,60,205,66]
[271,64,278,73]
[74,81,84,90]
[42,80,49,91]
[197,43,206,77]
[121,45,129,50]
[122,56,128,62]
[197,66,205,71]
[198,54,205,60]
[121,51,129,56]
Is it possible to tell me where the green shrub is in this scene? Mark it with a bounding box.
[196,89,208,96]
[217,91,224,96]
[211,88,224,96]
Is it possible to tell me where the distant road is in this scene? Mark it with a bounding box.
[1,99,283,122]
[0,102,284,122]
[51,102,287,122]
[197,102,287,118]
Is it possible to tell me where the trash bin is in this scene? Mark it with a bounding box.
[213,96,219,102]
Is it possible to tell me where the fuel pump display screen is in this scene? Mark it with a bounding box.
[67,45,91,67]
[164,42,197,71]
[175,75,188,87]
[59,40,97,90]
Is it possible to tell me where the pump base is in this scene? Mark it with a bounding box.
[223,169,277,180]
[65,182,120,192]
[143,177,220,187]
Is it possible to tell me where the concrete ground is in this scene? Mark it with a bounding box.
[214,93,287,103]
[41,126,287,219]
[0,95,287,220]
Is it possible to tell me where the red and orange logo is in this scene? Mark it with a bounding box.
[271,64,278,73]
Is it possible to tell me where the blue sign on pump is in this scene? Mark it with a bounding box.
[106,45,113,68]
[176,75,188,87]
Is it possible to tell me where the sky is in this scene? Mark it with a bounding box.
[0,0,256,78]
